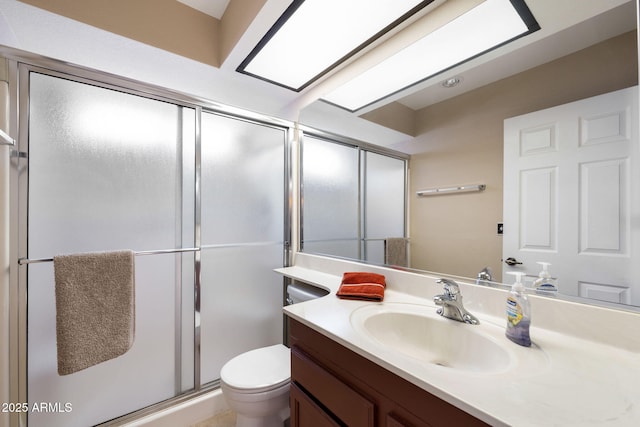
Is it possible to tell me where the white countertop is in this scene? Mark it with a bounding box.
[277,263,640,427]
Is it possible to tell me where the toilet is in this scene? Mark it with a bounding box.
[220,344,291,427]
[220,283,328,427]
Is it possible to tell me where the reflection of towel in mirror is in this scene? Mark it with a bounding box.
[53,250,135,375]
[385,237,407,267]
[337,272,386,301]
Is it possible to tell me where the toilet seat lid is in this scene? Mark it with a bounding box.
[220,344,290,392]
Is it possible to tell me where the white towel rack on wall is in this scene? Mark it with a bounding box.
[416,184,486,197]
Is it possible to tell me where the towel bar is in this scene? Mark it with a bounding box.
[18,247,201,265]
[0,129,15,147]
[416,184,485,196]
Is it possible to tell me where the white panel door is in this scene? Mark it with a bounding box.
[503,86,639,306]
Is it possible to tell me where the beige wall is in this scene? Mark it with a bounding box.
[220,0,268,63]
[18,0,266,67]
[360,101,416,136]
[409,30,638,281]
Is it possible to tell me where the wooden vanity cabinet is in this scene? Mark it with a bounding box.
[288,318,488,427]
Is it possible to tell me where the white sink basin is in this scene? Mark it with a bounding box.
[350,303,513,374]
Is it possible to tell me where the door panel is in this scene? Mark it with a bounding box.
[503,86,639,305]
[27,72,195,427]
[199,111,286,385]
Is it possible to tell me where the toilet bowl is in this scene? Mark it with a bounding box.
[220,344,291,427]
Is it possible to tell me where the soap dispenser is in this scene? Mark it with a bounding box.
[505,272,531,347]
[533,262,558,295]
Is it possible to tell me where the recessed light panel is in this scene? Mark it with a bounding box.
[237,0,433,91]
[322,0,539,111]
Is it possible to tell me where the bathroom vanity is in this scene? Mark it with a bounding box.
[278,253,640,427]
[289,318,486,426]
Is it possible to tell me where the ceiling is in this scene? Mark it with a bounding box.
[0,0,636,151]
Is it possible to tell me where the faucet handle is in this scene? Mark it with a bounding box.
[436,278,460,297]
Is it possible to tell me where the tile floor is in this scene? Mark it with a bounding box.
[191,410,236,427]
[191,411,290,427]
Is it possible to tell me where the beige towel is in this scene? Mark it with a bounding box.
[53,250,135,375]
[384,238,408,267]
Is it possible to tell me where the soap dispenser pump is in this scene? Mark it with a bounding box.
[533,262,558,295]
[505,272,531,347]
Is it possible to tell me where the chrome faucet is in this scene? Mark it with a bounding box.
[433,278,479,325]
[476,266,493,286]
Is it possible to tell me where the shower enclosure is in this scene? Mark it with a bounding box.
[11,63,291,427]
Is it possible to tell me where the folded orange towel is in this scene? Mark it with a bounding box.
[337,272,386,301]
[341,272,386,285]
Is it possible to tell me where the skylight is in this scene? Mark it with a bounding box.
[323,0,539,111]
[238,0,538,112]
[237,0,434,91]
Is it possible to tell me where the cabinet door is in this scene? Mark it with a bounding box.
[292,347,375,426]
[387,414,408,427]
[386,413,432,427]
[290,383,341,427]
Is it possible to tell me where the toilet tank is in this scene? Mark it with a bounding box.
[286,281,329,304]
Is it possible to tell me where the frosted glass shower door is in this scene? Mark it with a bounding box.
[363,152,406,264]
[199,112,287,384]
[26,73,195,427]
[302,136,360,258]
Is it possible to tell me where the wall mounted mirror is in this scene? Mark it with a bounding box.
[299,0,640,311]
